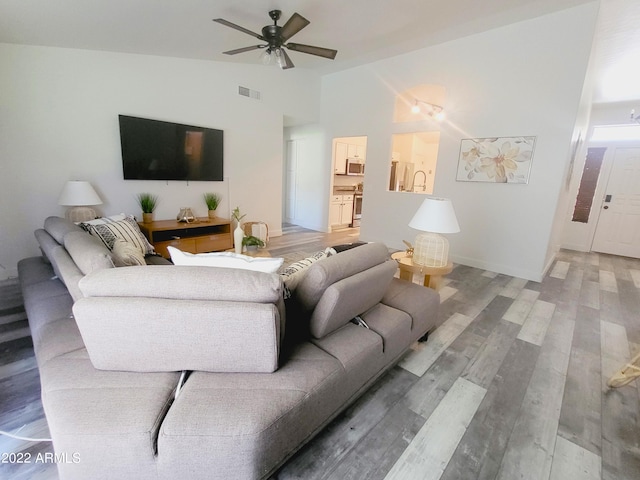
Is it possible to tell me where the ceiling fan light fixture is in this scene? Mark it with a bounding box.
[274,48,286,69]
[213,10,337,70]
[260,48,272,65]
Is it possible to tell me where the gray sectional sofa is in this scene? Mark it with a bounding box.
[18,216,441,480]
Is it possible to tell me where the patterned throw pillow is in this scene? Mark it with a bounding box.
[111,238,146,266]
[80,215,155,256]
[280,249,332,292]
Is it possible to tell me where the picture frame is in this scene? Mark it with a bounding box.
[456,136,536,184]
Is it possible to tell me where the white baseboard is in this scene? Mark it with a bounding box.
[449,254,543,283]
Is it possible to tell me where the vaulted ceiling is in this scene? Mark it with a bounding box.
[1,0,639,104]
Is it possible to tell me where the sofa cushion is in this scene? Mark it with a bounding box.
[80,215,155,256]
[47,245,85,302]
[309,259,398,338]
[296,242,390,310]
[112,238,146,266]
[167,247,284,273]
[74,265,285,373]
[44,216,83,244]
[74,297,282,373]
[63,231,115,275]
[34,229,58,264]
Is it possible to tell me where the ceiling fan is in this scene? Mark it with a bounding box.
[213,10,338,70]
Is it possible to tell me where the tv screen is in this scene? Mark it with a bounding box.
[119,115,223,181]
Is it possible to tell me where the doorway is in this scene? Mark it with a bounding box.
[592,147,640,258]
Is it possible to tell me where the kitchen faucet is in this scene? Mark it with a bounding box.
[412,170,427,192]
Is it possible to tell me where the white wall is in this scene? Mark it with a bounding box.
[316,3,599,281]
[0,43,320,279]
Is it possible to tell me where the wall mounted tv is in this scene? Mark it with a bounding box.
[119,115,223,181]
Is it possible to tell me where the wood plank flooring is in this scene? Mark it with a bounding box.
[1,225,639,480]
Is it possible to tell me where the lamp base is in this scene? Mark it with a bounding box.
[413,232,449,267]
[65,206,97,223]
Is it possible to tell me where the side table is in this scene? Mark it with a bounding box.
[391,251,453,291]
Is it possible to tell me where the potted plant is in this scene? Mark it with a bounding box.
[203,192,222,219]
[137,193,158,223]
[242,235,265,251]
[231,206,246,254]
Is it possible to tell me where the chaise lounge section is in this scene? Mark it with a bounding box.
[18,216,441,479]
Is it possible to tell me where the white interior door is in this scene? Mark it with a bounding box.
[592,147,640,258]
[284,140,297,223]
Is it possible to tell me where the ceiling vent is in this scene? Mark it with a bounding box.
[238,86,261,100]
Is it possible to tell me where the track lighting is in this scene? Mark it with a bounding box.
[411,99,445,121]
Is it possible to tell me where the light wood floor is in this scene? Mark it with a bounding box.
[1,225,640,480]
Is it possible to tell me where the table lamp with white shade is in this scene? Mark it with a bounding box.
[58,181,103,222]
[408,197,460,267]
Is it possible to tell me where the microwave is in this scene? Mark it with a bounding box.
[346,158,365,176]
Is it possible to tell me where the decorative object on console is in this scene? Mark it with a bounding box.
[408,197,460,267]
[243,221,269,246]
[203,192,222,219]
[58,181,103,223]
[231,206,246,254]
[176,207,196,223]
[242,235,265,251]
[136,193,158,223]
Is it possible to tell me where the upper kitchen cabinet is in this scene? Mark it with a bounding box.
[333,136,367,175]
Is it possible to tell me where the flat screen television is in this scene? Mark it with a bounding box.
[119,115,223,181]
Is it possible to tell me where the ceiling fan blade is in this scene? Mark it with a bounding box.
[279,48,295,69]
[286,43,338,60]
[213,18,265,40]
[280,13,310,42]
[222,45,264,55]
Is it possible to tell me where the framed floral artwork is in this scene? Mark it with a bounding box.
[456,136,536,183]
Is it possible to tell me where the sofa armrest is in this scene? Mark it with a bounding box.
[381,278,441,338]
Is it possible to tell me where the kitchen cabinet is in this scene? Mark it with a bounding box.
[330,194,354,227]
[334,142,348,174]
[334,141,366,175]
[347,143,366,160]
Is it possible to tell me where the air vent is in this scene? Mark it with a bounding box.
[238,86,261,100]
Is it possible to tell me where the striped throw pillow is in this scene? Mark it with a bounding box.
[81,215,155,256]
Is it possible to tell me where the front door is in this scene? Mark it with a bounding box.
[592,147,640,258]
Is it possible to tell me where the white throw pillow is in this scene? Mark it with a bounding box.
[167,247,284,273]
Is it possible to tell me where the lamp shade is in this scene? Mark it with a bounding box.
[58,181,102,206]
[408,197,459,233]
[409,197,459,267]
